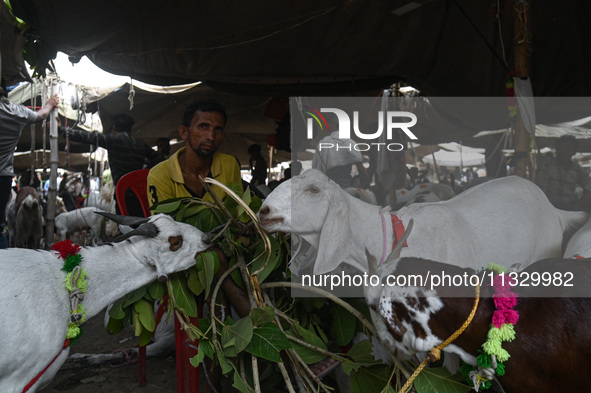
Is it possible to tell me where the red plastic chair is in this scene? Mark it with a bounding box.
[115,169,152,217]
[115,168,200,392]
[115,169,152,386]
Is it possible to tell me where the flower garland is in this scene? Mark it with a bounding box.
[51,239,87,343]
[461,263,519,391]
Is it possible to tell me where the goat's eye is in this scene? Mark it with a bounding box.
[306,185,320,193]
[168,235,183,251]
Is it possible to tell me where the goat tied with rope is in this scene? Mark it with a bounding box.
[0,213,211,393]
[365,231,591,393]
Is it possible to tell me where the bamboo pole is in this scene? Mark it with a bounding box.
[45,77,59,248]
[512,0,531,179]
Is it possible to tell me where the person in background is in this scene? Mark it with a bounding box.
[152,137,171,165]
[247,143,268,187]
[535,134,591,211]
[312,117,368,188]
[0,78,59,248]
[58,113,156,215]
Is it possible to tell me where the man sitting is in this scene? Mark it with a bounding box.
[535,134,591,211]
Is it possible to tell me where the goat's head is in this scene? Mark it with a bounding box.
[259,169,348,234]
[259,170,357,274]
[98,212,211,282]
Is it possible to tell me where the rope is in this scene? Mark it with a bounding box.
[128,79,135,111]
[21,340,70,393]
[397,284,481,393]
[68,266,85,321]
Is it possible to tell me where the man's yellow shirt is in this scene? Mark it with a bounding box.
[147,146,242,208]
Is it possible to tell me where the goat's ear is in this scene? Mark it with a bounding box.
[367,249,378,276]
[95,211,151,227]
[382,218,414,267]
[313,191,353,275]
[114,222,159,242]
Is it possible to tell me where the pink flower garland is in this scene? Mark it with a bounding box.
[491,274,519,328]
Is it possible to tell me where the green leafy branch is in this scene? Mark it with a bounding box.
[106,179,471,393]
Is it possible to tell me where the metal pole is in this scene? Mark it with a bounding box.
[45,78,59,248]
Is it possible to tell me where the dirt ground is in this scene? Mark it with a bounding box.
[42,314,179,393]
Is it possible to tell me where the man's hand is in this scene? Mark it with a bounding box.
[47,94,59,108]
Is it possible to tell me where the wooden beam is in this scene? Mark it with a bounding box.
[512,0,531,179]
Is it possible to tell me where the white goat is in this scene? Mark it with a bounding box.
[394,182,455,207]
[54,207,107,245]
[344,187,378,205]
[13,186,44,249]
[0,213,211,393]
[563,214,591,258]
[258,169,586,276]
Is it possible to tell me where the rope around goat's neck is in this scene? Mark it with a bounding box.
[69,266,85,315]
[397,284,481,393]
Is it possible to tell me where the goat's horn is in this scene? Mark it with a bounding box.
[95,211,151,227]
[383,218,414,266]
[114,222,160,242]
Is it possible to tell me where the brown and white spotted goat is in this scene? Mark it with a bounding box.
[365,253,591,393]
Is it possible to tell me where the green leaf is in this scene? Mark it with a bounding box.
[169,275,198,317]
[189,203,210,216]
[414,367,472,393]
[187,267,204,296]
[105,315,125,335]
[222,317,254,357]
[197,251,219,299]
[196,208,222,233]
[108,298,126,320]
[348,339,381,364]
[223,193,239,215]
[132,309,143,337]
[313,322,329,343]
[341,339,382,374]
[237,188,252,222]
[138,325,154,346]
[190,352,205,368]
[245,324,291,363]
[147,280,166,301]
[287,324,327,364]
[229,257,246,290]
[250,306,276,327]
[248,196,262,214]
[122,287,147,308]
[350,365,393,393]
[232,370,253,393]
[227,182,244,195]
[216,351,233,374]
[134,299,156,332]
[330,303,357,346]
[200,339,215,359]
[154,200,182,214]
[250,236,281,283]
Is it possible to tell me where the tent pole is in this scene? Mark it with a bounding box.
[512,0,531,179]
[429,145,441,183]
[45,77,59,248]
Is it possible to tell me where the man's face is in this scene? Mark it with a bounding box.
[179,110,226,158]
